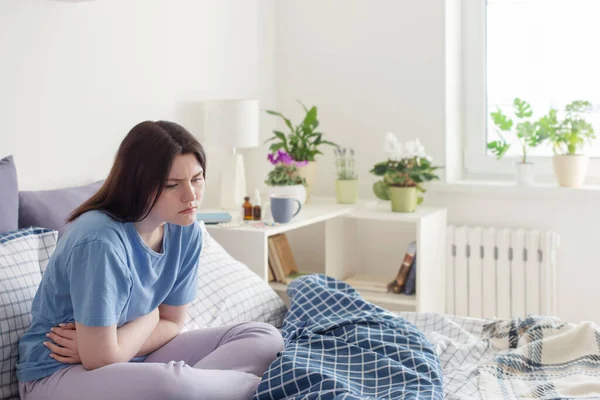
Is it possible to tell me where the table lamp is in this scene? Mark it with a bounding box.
[203,99,259,210]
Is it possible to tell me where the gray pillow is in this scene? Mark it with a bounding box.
[18,180,103,237]
[0,156,18,234]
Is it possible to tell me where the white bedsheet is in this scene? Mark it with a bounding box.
[396,312,600,400]
[396,312,501,400]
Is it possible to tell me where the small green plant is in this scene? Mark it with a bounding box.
[538,100,596,155]
[264,165,306,186]
[370,135,442,204]
[334,147,357,180]
[265,100,339,162]
[487,98,545,163]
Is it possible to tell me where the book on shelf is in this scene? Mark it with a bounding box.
[403,253,417,295]
[268,233,310,284]
[268,236,287,282]
[388,241,417,294]
[268,260,275,282]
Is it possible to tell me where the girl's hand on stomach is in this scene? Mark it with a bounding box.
[45,323,81,364]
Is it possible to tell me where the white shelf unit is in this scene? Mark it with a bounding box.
[205,197,447,313]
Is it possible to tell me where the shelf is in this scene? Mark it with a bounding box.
[203,199,446,235]
[205,203,355,236]
[206,196,446,314]
[360,291,417,307]
[348,202,446,222]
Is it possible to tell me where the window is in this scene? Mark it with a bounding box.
[463,0,600,180]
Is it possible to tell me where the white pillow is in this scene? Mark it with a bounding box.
[0,228,57,400]
[185,222,287,330]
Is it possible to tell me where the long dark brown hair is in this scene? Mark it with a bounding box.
[68,120,206,223]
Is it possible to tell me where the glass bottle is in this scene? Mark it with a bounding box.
[242,196,253,220]
[253,189,262,220]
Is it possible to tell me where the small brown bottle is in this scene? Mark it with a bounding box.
[242,196,253,220]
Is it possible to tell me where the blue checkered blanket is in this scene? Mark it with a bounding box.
[253,274,444,400]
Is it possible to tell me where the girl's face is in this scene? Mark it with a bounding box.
[150,153,205,226]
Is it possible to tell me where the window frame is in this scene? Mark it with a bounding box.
[462,0,600,183]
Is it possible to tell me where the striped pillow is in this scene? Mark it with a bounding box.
[185,222,287,331]
[0,227,57,399]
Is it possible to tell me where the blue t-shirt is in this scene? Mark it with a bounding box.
[16,210,202,382]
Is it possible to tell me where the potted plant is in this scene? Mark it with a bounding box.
[265,100,339,202]
[334,147,358,204]
[264,150,307,205]
[538,100,596,188]
[487,98,545,186]
[370,134,441,213]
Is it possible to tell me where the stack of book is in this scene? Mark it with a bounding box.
[268,233,310,284]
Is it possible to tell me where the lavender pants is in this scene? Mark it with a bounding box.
[19,322,284,400]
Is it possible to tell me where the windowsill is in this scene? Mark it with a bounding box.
[428,179,600,200]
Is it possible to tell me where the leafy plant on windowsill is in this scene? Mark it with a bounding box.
[264,100,339,162]
[487,98,545,163]
[538,100,596,155]
[334,147,357,180]
[264,150,307,187]
[369,134,442,204]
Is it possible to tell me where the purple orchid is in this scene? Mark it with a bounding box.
[267,150,309,167]
[279,151,295,165]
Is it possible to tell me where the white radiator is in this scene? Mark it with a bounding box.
[446,225,560,319]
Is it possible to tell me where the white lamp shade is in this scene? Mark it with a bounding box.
[203,99,259,149]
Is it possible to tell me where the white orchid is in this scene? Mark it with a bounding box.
[371,133,441,206]
[384,132,399,156]
[384,133,432,162]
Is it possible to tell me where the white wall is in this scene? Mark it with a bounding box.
[0,0,275,209]
[274,0,446,197]
[274,0,600,324]
[4,0,598,324]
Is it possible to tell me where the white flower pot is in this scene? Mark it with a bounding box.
[265,184,307,207]
[515,162,534,186]
[552,154,589,188]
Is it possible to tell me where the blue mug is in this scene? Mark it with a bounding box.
[270,196,302,223]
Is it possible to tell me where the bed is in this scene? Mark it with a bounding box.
[2,154,600,400]
[251,274,600,399]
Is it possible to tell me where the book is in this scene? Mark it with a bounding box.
[271,234,298,277]
[196,212,232,224]
[404,253,417,295]
[268,236,287,282]
[268,261,275,282]
[388,241,416,294]
[268,233,310,284]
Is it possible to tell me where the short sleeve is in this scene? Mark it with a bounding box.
[162,222,202,306]
[68,240,132,327]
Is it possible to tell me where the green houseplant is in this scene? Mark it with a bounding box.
[265,100,339,202]
[487,98,545,186]
[334,147,358,204]
[538,100,596,187]
[370,134,442,212]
